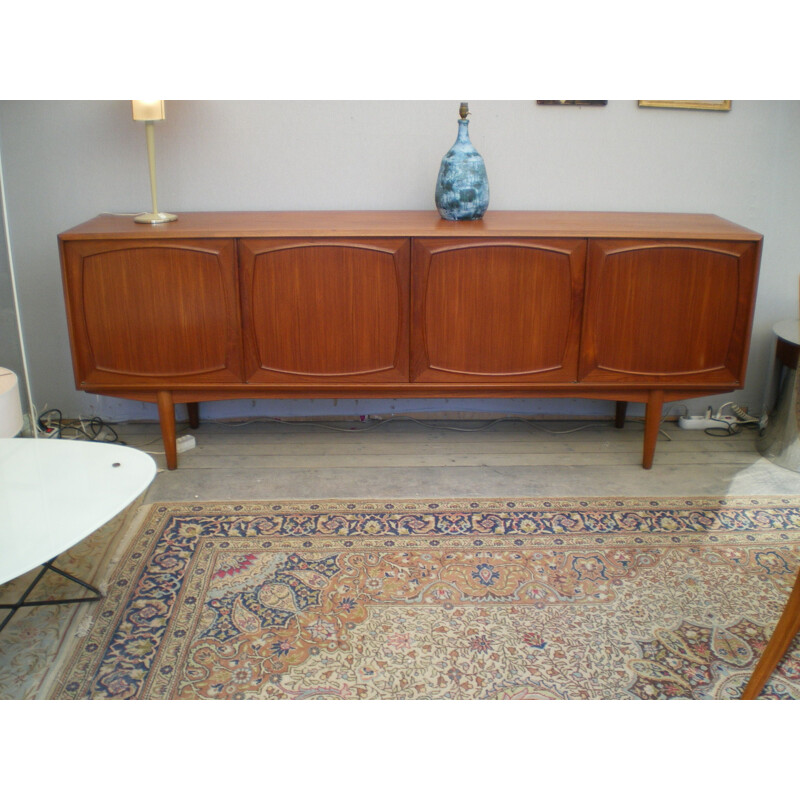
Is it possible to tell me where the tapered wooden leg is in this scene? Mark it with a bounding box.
[157,390,178,470]
[741,568,800,699]
[614,401,628,429]
[187,402,200,429]
[642,390,664,469]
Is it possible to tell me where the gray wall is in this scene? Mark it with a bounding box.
[0,100,797,422]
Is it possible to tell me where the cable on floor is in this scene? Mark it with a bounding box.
[32,404,695,450]
[209,414,601,434]
[702,402,761,437]
[37,408,123,444]
[32,404,195,453]
[208,413,675,440]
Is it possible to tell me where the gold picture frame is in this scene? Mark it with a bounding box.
[638,100,731,111]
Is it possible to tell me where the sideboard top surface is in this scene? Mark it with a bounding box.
[59,211,763,242]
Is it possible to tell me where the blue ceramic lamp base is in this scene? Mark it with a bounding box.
[435,103,489,221]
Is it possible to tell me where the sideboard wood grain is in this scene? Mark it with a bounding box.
[59,211,763,470]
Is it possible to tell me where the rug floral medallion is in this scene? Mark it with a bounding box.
[49,497,800,700]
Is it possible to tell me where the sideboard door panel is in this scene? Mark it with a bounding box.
[240,238,410,383]
[580,239,760,385]
[61,239,243,387]
[411,238,585,383]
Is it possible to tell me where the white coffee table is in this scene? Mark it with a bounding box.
[0,438,156,631]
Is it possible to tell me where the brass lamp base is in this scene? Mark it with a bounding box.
[134,211,178,224]
[135,119,177,224]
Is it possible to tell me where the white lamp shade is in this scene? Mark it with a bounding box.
[132,100,165,121]
[0,369,23,438]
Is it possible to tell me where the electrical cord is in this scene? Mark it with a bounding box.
[37,408,123,444]
[32,405,686,449]
[697,401,761,437]
[137,426,191,455]
[208,413,675,440]
[729,403,761,424]
[704,420,760,437]
[209,414,603,434]
[702,406,759,437]
[703,420,739,437]
[35,407,195,454]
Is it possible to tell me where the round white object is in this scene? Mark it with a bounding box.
[0,368,23,438]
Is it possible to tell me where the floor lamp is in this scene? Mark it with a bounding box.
[0,145,36,438]
[132,100,177,224]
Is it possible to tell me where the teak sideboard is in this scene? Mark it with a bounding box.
[58,211,763,470]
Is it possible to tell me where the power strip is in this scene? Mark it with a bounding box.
[176,434,196,453]
[677,415,738,430]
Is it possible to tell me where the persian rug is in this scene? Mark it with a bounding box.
[48,497,800,700]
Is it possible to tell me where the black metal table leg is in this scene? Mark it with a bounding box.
[0,557,102,633]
